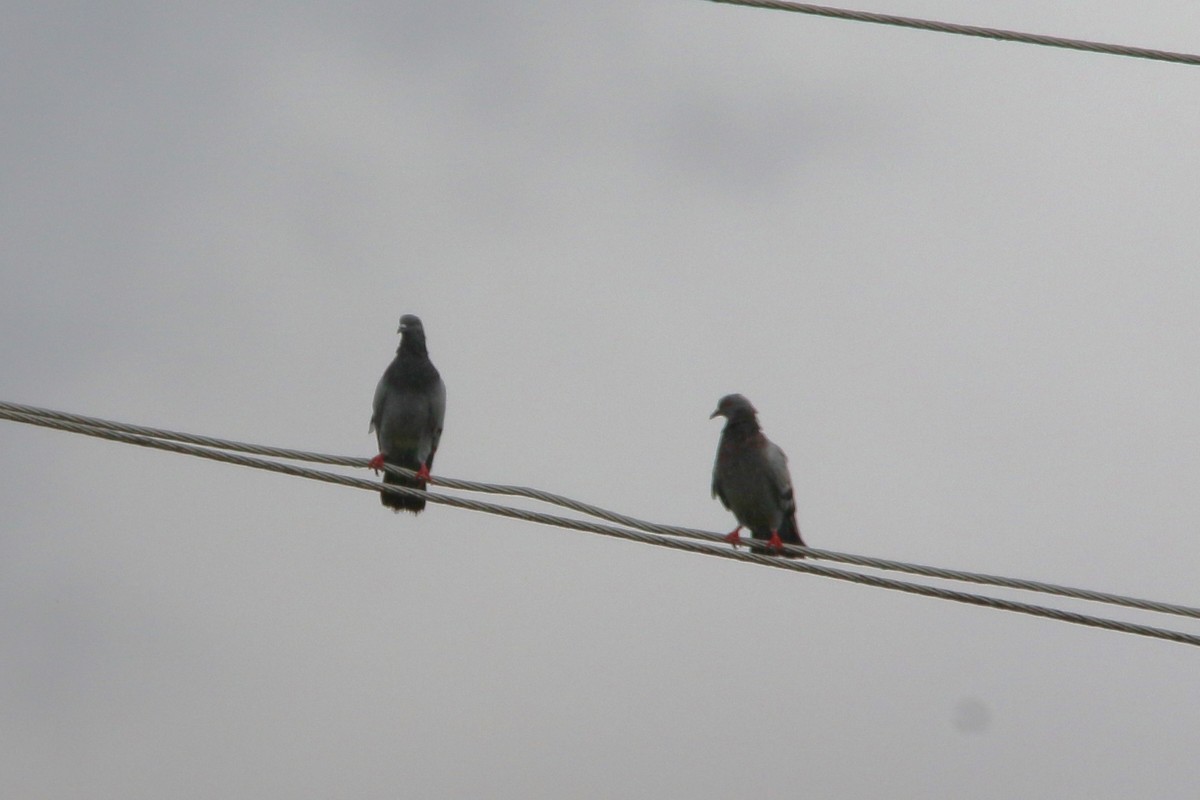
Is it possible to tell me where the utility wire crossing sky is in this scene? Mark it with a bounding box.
[5,400,1200,648]
[709,0,1200,65]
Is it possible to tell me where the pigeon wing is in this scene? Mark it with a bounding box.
[764,440,804,547]
[423,376,447,470]
[711,432,731,508]
[369,365,392,434]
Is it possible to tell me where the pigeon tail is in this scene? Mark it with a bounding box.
[380,454,428,513]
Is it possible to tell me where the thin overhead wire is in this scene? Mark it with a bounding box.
[4,405,1200,647]
[2,402,1200,647]
[4,401,1199,623]
[708,0,1200,67]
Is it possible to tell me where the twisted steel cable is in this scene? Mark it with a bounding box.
[3,403,1200,647]
[3,401,1198,621]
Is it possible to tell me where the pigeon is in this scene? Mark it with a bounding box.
[710,394,806,557]
[369,314,446,513]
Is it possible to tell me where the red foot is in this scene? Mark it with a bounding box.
[415,464,432,483]
[368,453,386,473]
[724,527,743,549]
[768,531,784,554]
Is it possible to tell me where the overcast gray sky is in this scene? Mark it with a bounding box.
[4,2,1200,797]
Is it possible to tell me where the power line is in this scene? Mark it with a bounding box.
[708,0,1200,67]
[3,402,1200,647]
[4,401,1198,622]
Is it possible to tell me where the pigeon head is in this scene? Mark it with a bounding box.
[396,314,428,354]
[710,393,757,421]
[397,314,424,335]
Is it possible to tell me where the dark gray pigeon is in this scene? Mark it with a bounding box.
[369,314,446,513]
[710,394,806,557]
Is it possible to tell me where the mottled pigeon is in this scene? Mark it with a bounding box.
[710,394,806,557]
[369,315,446,513]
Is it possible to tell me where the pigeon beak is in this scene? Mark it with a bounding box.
[709,408,721,419]
[397,324,406,334]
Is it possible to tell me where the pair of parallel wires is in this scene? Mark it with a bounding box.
[3,401,1199,648]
